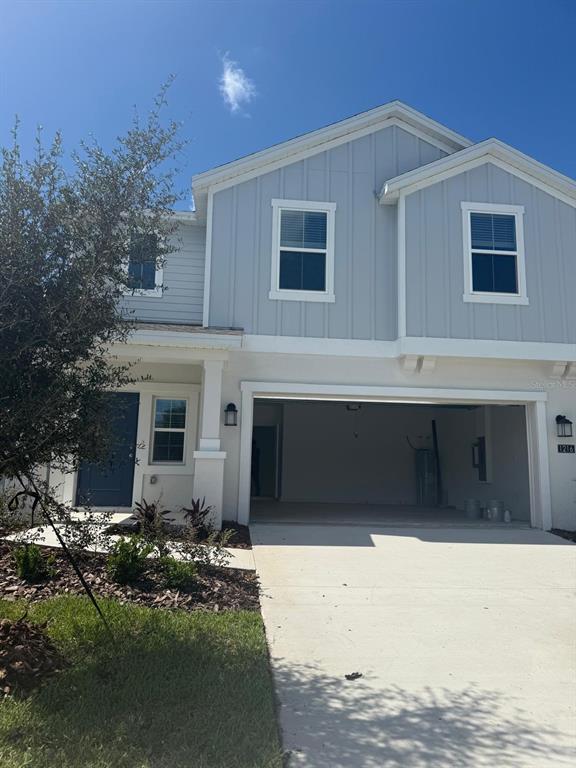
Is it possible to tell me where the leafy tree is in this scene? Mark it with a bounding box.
[0,84,184,625]
[0,83,183,482]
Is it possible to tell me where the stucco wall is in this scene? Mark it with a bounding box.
[220,352,575,529]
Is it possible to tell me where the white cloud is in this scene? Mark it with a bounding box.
[219,54,256,113]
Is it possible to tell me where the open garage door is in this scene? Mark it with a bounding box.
[249,399,531,526]
[237,383,551,528]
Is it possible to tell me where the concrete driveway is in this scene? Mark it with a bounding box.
[251,523,576,768]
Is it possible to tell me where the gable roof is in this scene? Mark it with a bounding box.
[191,101,472,210]
[379,138,576,208]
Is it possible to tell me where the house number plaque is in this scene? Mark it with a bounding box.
[558,444,575,453]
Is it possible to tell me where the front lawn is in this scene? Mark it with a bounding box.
[0,597,282,768]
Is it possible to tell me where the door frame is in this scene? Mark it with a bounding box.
[75,392,140,508]
[238,381,551,528]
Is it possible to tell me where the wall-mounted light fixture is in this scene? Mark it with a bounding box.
[224,402,238,427]
[555,415,573,438]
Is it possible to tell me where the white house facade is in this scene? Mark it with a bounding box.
[54,102,576,531]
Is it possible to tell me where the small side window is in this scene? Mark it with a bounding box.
[125,233,163,297]
[151,398,187,463]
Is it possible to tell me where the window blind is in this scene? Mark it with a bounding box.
[280,210,327,250]
[470,213,516,251]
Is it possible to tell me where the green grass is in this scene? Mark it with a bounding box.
[0,597,282,768]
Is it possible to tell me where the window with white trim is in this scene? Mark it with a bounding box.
[151,398,187,463]
[269,199,336,302]
[125,233,163,297]
[461,203,528,305]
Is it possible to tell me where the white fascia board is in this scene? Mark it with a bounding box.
[192,102,471,193]
[240,380,547,404]
[399,336,576,362]
[241,334,576,362]
[128,328,242,350]
[241,334,400,358]
[380,139,576,208]
[112,343,230,364]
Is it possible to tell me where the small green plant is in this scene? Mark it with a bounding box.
[159,556,198,590]
[13,544,55,583]
[106,536,153,585]
[173,526,233,569]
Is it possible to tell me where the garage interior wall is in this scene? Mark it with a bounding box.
[253,400,531,521]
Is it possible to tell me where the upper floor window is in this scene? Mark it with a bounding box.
[461,202,528,305]
[125,233,163,297]
[269,199,336,303]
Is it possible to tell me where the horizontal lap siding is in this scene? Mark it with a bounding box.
[121,224,206,325]
[209,126,446,339]
[406,164,576,343]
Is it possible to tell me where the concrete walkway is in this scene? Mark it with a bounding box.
[251,523,576,768]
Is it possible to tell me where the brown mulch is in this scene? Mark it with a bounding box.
[0,541,259,613]
[0,614,67,697]
[104,520,252,549]
[221,521,252,549]
[551,529,576,543]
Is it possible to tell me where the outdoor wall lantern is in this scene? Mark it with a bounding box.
[555,415,573,438]
[224,402,238,427]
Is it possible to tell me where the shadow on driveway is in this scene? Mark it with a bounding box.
[275,662,576,767]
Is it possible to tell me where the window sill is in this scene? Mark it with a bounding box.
[268,289,335,303]
[463,292,529,306]
[123,288,163,298]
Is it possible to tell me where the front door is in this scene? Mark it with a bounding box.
[76,392,140,507]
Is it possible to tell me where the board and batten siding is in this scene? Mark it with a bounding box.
[121,223,206,325]
[405,163,576,343]
[209,125,446,339]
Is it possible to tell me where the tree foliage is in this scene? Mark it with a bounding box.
[0,83,184,479]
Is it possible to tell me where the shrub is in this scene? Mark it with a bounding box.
[106,536,153,585]
[13,544,55,582]
[182,497,214,535]
[159,557,197,590]
[172,526,233,569]
[132,499,173,538]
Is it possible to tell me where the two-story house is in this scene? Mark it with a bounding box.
[54,102,576,531]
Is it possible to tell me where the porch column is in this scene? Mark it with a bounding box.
[192,359,226,529]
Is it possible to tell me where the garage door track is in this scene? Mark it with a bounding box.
[251,523,576,768]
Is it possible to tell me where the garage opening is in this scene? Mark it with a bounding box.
[249,398,532,526]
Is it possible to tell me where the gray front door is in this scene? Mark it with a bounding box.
[76,392,139,507]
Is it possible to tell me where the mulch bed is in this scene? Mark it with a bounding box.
[551,529,576,543]
[104,520,252,549]
[221,521,252,549]
[0,614,67,697]
[0,540,259,613]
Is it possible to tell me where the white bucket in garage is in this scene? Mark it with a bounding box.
[486,500,503,522]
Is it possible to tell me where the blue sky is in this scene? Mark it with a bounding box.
[1,0,574,209]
